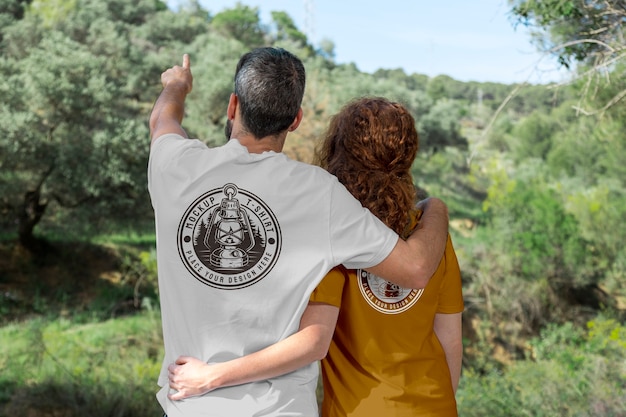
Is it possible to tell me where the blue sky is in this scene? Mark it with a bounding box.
[167,0,571,84]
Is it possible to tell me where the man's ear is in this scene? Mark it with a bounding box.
[288,108,303,132]
[227,93,237,120]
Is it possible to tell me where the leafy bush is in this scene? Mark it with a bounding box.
[457,317,626,416]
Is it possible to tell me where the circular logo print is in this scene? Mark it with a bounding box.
[177,183,282,289]
[357,269,423,314]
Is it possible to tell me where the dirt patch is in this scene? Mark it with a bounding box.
[0,240,149,323]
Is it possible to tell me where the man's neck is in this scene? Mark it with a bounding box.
[228,114,287,154]
[234,134,285,154]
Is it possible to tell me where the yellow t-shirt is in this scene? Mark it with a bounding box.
[310,212,464,417]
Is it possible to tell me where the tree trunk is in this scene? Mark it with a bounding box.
[17,189,48,251]
[17,165,55,251]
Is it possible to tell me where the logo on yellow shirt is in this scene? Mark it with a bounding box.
[177,183,282,289]
[357,270,423,314]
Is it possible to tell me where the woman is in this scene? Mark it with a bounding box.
[166,97,462,416]
[311,97,464,417]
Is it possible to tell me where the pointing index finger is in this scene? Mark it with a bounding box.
[182,54,190,70]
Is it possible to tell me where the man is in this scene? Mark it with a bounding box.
[148,47,448,416]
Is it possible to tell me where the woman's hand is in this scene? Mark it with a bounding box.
[167,355,216,400]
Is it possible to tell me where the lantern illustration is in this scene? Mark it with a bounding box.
[204,184,256,268]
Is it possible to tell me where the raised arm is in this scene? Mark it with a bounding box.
[149,54,193,144]
[366,197,448,289]
[167,302,339,400]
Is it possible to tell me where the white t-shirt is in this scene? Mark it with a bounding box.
[148,134,398,417]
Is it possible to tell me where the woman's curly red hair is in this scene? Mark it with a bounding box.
[316,97,419,237]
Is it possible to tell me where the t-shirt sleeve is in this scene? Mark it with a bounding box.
[309,266,347,308]
[148,134,207,194]
[327,180,399,270]
[150,133,188,168]
[436,235,465,314]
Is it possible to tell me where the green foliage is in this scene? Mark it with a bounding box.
[180,31,248,142]
[1,29,140,240]
[541,116,626,300]
[316,37,335,60]
[511,0,621,67]
[546,114,607,180]
[426,74,455,101]
[418,99,468,153]
[0,0,185,243]
[0,312,164,416]
[461,159,605,339]
[0,2,624,415]
[28,0,77,27]
[211,3,265,48]
[509,111,558,161]
[373,68,429,92]
[458,317,626,416]
[562,177,626,297]
[483,112,515,152]
[134,4,210,46]
[0,0,32,23]
[547,115,618,181]
[510,0,626,116]
[270,10,307,46]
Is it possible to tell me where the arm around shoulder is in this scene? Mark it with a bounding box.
[366,197,449,289]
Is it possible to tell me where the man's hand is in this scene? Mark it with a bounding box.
[168,355,214,400]
[161,54,193,94]
[149,54,193,142]
[365,196,448,289]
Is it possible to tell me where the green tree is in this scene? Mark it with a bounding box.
[181,32,248,143]
[28,0,77,27]
[372,68,428,92]
[417,99,468,153]
[511,0,624,68]
[0,0,183,248]
[486,171,589,286]
[210,3,265,48]
[0,31,149,249]
[510,110,558,161]
[546,114,626,184]
[462,160,601,341]
[270,11,307,46]
[426,74,454,101]
[0,0,33,36]
[510,0,626,113]
[546,116,626,301]
[316,38,335,61]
